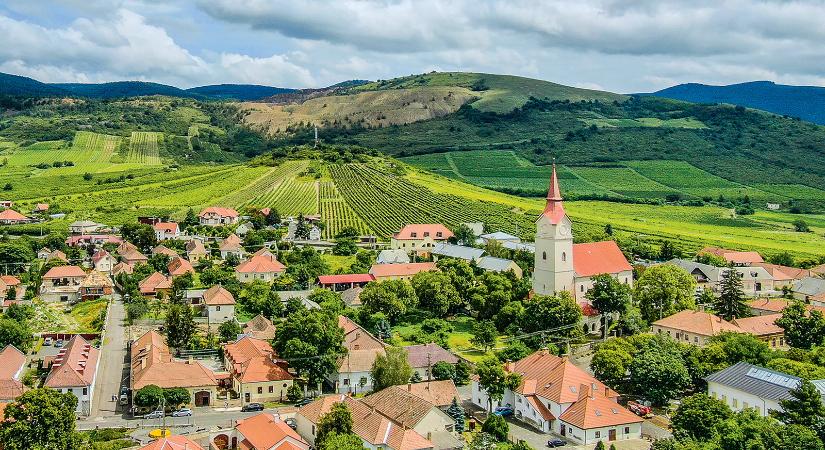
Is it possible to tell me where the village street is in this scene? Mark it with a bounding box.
[89,294,128,418]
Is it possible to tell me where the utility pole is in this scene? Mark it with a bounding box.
[313,125,319,148]
[426,352,432,382]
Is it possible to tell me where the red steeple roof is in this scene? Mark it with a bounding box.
[541,162,567,224]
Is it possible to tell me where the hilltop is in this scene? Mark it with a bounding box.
[646,81,825,125]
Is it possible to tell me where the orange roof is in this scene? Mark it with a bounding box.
[243,315,277,340]
[700,247,764,264]
[199,207,238,218]
[400,380,460,407]
[236,254,286,274]
[44,336,99,388]
[526,395,555,421]
[319,273,375,284]
[203,284,235,305]
[139,272,173,294]
[363,386,438,428]
[393,224,453,240]
[236,357,293,384]
[369,262,436,278]
[121,248,148,263]
[140,436,204,450]
[80,271,113,288]
[753,263,810,281]
[572,241,632,277]
[34,203,49,212]
[219,233,244,252]
[812,264,825,276]
[339,315,385,351]
[732,314,784,337]
[0,346,25,400]
[748,298,790,313]
[558,389,643,429]
[236,413,308,450]
[508,350,617,404]
[152,245,179,257]
[43,265,86,279]
[168,257,195,277]
[131,331,218,389]
[185,239,208,255]
[0,210,28,221]
[338,348,385,373]
[0,276,20,286]
[153,222,179,233]
[652,309,741,337]
[225,336,273,364]
[540,163,567,224]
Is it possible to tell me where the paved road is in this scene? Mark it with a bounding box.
[90,295,128,418]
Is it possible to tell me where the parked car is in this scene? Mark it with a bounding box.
[144,410,164,419]
[547,439,567,448]
[493,406,514,417]
[284,418,297,430]
[119,394,128,406]
[171,408,192,417]
[294,398,313,407]
[627,401,654,419]
[241,403,264,412]
[55,339,64,348]
[120,386,129,396]
[43,337,53,346]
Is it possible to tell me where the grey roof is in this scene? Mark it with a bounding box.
[479,231,521,242]
[376,249,410,264]
[276,290,319,309]
[185,289,206,299]
[502,241,535,253]
[341,287,363,306]
[668,259,722,281]
[476,256,516,272]
[704,362,802,401]
[432,243,485,261]
[793,276,825,296]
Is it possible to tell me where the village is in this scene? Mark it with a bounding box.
[0,164,821,450]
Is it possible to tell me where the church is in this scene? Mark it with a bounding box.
[532,164,633,300]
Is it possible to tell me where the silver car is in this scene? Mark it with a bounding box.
[171,408,192,417]
[144,410,164,419]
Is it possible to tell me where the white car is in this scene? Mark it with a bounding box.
[171,408,192,417]
[144,410,164,419]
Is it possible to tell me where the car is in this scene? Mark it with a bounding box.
[241,403,264,412]
[55,339,64,348]
[43,337,53,346]
[294,398,313,407]
[171,408,192,417]
[120,386,129,396]
[144,410,164,419]
[284,418,297,430]
[493,406,514,417]
[547,439,567,448]
[119,394,128,406]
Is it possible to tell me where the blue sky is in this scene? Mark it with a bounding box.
[1,0,824,92]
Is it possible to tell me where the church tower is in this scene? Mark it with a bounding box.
[533,162,575,296]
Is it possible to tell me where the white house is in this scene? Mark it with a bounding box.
[43,336,100,416]
[331,316,386,394]
[471,350,642,445]
[153,222,180,241]
[202,285,235,323]
[92,250,117,274]
[68,220,104,234]
[390,224,454,255]
[199,207,239,226]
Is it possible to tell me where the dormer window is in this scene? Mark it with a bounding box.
[424,232,430,237]
[436,232,442,237]
[411,232,417,238]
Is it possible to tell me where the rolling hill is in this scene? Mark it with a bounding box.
[0,72,67,97]
[185,84,296,100]
[646,81,825,125]
[52,81,200,99]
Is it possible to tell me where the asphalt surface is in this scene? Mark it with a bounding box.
[89,295,129,418]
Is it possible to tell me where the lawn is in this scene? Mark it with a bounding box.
[322,254,357,273]
[392,315,506,363]
[31,298,109,333]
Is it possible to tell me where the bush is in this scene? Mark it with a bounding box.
[133,385,164,408]
[431,361,456,381]
[287,382,303,403]
[481,414,508,441]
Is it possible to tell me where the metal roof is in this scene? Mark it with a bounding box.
[476,256,516,272]
[793,276,825,296]
[431,243,484,261]
[704,361,801,401]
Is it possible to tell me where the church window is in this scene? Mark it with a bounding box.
[542,251,547,260]
[561,252,566,262]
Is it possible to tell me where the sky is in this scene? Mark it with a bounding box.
[1,0,824,93]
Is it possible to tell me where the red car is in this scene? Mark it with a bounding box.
[627,401,653,418]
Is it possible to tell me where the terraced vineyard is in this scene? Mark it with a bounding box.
[127,132,163,164]
[319,181,371,238]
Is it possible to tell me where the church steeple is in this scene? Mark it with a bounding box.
[542,161,566,223]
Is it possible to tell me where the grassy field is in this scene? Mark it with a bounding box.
[393,316,506,363]
[31,298,108,333]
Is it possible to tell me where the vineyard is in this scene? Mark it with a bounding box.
[319,181,371,238]
[127,132,163,164]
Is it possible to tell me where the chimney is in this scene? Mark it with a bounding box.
[407,383,412,391]
[578,383,590,401]
[590,383,597,399]
[604,387,614,398]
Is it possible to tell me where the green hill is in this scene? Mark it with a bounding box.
[0,72,67,97]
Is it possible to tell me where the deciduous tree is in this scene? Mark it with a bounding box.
[371,346,413,392]
[0,388,79,450]
[776,301,825,349]
[471,320,498,352]
[634,264,696,322]
[165,304,196,349]
[411,270,461,315]
[316,402,354,449]
[274,309,346,391]
[360,280,417,323]
[475,356,522,411]
[671,393,732,441]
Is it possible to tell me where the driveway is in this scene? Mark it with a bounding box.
[90,295,129,418]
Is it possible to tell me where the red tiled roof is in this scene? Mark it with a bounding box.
[236,254,286,274]
[572,241,632,277]
[44,336,99,388]
[0,210,27,221]
[540,163,567,224]
[0,345,25,400]
[0,276,20,286]
[558,389,643,429]
[393,224,453,240]
[652,309,740,337]
[752,262,810,281]
[318,273,375,285]
[131,331,218,389]
[203,285,235,305]
[168,257,195,277]
[139,436,204,450]
[153,222,179,233]
[199,207,238,218]
[139,272,173,294]
[700,247,764,264]
[403,343,458,368]
[398,380,460,408]
[509,350,617,405]
[732,314,784,337]
[236,413,307,450]
[369,262,436,278]
[526,395,555,421]
[43,265,86,279]
[34,203,49,212]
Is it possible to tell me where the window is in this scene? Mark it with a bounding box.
[258,387,263,394]
[542,251,547,260]
[424,232,430,237]
[269,386,273,393]
[743,401,749,409]
[624,427,630,434]
[82,388,87,395]
[561,252,566,262]
[436,232,442,237]
[580,285,584,292]
[732,398,738,408]
[595,431,601,438]
[312,425,315,436]
[694,336,698,343]
[343,378,350,386]
[216,306,221,311]
[411,232,417,238]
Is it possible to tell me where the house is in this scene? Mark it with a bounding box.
[369,262,437,282]
[362,385,462,449]
[391,224,454,255]
[792,276,825,305]
[753,262,811,288]
[202,285,235,323]
[91,250,116,274]
[40,266,86,302]
[131,331,219,407]
[0,209,30,225]
[0,346,26,402]
[37,247,52,260]
[533,164,633,300]
[0,276,23,305]
[224,336,293,404]
[306,226,322,241]
[120,249,149,268]
[813,263,825,277]
[68,220,104,234]
[33,203,49,214]
[295,395,434,450]
[168,256,195,278]
[376,249,410,264]
[112,262,133,278]
[235,254,286,283]
[65,234,122,247]
[431,243,484,262]
[332,316,386,393]
[79,271,114,300]
[399,380,461,409]
[478,231,521,245]
[210,413,309,450]
[748,298,825,316]
[45,249,68,263]
[44,336,100,415]
[139,272,173,297]
[219,233,245,260]
[403,343,459,381]
[652,309,787,348]
[476,256,523,278]
[199,207,239,226]
[153,222,180,241]
[235,222,253,236]
[341,286,363,308]
[151,244,178,258]
[705,362,824,416]
[471,350,642,445]
[185,239,209,262]
[668,259,775,296]
[318,273,375,292]
[0,201,11,209]
[243,314,277,340]
[699,246,764,266]
[140,436,204,450]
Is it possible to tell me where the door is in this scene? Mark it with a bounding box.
[244,393,250,402]
[609,429,617,441]
[560,426,566,437]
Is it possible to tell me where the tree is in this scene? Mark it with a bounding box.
[776,301,825,349]
[183,208,199,228]
[714,265,748,321]
[590,349,631,388]
[446,397,465,432]
[634,264,696,322]
[481,414,508,441]
[163,387,191,407]
[454,360,471,386]
[431,362,456,382]
[587,274,632,338]
[471,320,498,352]
[318,432,365,450]
[410,371,422,383]
[595,442,606,450]
[475,355,522,411]
[0,388,78,450]
[769,251,795,267]
[659,240,677,260]
[714,409,783,450]
[520,291,582,342]
[218,320,242,343]
[671,393,732,441]
[371,346,413,392]
[4,303,33,322]
[360,280,417,323]
[0,243,35,274]
[629,343,691,405]
[0,318,33,352]
[773,379,825,429]
[287,382,303,403]
[133,385,164,408]
[165,304,196,349]
[781,424,824,450]
[120,222,158,251]
[411,270,461,315]
[470,272,512,320]
[496,340,531,362]
[793,219,809,232]
[468,433,497,450]
[273,309,346,391]
[453,223,477,246]
[316,402,354,449]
